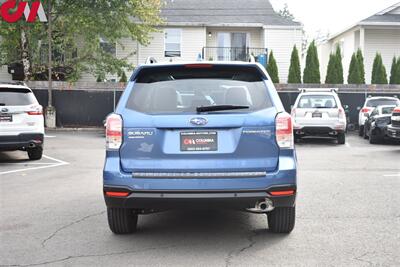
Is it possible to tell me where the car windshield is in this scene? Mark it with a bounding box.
[381,106,395,114]
[126,65,272,114]
[297,95,337,109]
[366,99,399,107]
[0,88,37,106]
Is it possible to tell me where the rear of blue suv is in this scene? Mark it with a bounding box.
[103,62,297,234]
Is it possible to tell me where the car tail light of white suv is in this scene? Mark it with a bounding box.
[276,112,294,149]
[106,114,122,150]
[26,105,43,115]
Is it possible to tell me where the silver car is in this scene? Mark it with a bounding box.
[291,89,347,144]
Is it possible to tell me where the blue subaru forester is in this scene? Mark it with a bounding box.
[103,62,297,234]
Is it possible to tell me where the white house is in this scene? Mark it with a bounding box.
[318,2,400,84]
[1,0,303,83]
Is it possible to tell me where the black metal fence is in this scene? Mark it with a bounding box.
[202,47,267,62]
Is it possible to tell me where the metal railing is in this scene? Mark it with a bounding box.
[202,47,268,62]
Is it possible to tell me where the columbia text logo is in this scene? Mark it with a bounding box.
[0,0,47,23]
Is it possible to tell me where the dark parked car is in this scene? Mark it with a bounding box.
[387,107,400,140]
[363,105,396,144]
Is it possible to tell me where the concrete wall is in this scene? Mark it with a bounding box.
[264,27,303,83]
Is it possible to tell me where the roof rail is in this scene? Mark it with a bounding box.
[145,57,157,64]
[0,81,27,86]
[298,88,338,93]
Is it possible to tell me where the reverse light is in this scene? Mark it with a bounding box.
[105,191,129,197]
[269,190,295,196]
[276,112,293,149]
[106,113,122,150]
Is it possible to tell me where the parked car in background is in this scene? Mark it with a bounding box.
[103,62,297,234]
[387,107,400,141]
[363,105,396,144]
[0,82,44,160]
[291,88,346,144]
[358,96,400,136]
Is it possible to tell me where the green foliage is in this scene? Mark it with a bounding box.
[279,4,295,21]
[347,53,362,84]
[267,51,279,83]
[389,56,400,84]
[303,41,320,84]
[356,49,365,84]
[371,53,388,84]
[325,45,343,84]
[0,0,163,81]
[288,45,301,83]
[119,71,128,83]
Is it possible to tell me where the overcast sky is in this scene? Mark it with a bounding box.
[270,0,399,38]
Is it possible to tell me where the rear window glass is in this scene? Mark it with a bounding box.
[297,95,337,108]
[0,88,37,106]
[366,99,400,107]
[381,106,395,114]
[126,65,272,114]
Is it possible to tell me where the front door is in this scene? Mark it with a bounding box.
[217,32,248,61]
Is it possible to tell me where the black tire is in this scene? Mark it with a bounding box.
[369,133,379,144]
[107,207,138,234]
[363,126,369,140]
[358,125,364,136]
[27,147,43,160]
[267,207,295,233]
[337,133,345,144]
[294,134,301,144]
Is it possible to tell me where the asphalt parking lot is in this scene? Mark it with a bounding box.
[1,131,399,266]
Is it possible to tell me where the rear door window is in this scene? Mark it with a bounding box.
[297,95,337,108]
[0,88,37,106]
[126,65,272,114]
[366,99,400,107]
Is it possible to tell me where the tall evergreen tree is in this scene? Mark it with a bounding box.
[267,51,280,83]
[356,49,366,84]
[288,45,301,83]
[371,53,388,84]
[348,53,362,84]
[335,46,344,84]
[389,56,400,84]
[325,53,337,84]
[303,41,321,83]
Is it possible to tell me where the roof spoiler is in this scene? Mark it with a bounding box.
[299,88,338,93]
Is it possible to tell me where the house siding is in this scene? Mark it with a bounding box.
[264,27,303,83]
[364,28,400,83]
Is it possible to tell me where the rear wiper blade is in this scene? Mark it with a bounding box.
[196,105,249,113]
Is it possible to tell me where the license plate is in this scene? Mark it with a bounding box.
[180,131,218,151]
[0,114,12,122]
[312,112,322,118]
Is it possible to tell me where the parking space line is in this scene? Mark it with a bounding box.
[383,173,400,177]
[0,155,69,176]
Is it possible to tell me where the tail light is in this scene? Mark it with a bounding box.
[338,108,345,119]
[276,112,293,149]
[106,114,122,150]
[27,105,43,115]
[361,107,371,114]
[393,107,400,113]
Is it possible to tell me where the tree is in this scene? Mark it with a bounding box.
[303,41,320,83]
[356,49,365,84]
[279,4,295,21]
[325,45,344,84]
[371,53,388,84]
[119,71,128,83]
[0,0,163,81]
[267,51,279,83]
[389,56,400,84]
[347,53,362,84]
[288,45,301,83]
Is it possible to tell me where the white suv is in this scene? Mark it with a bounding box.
[358,96,400,136]
[291,88,347,144]
[0,82,44,160]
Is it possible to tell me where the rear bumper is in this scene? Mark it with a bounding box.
[0,133,44,151]
[387,125,400,139]
[104,185,296,210]
[294,126,345,137]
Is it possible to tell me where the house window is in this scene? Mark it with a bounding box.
[100,38,116,57]
[164,29,181,57]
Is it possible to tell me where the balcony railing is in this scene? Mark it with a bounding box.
[202,47,268,63]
